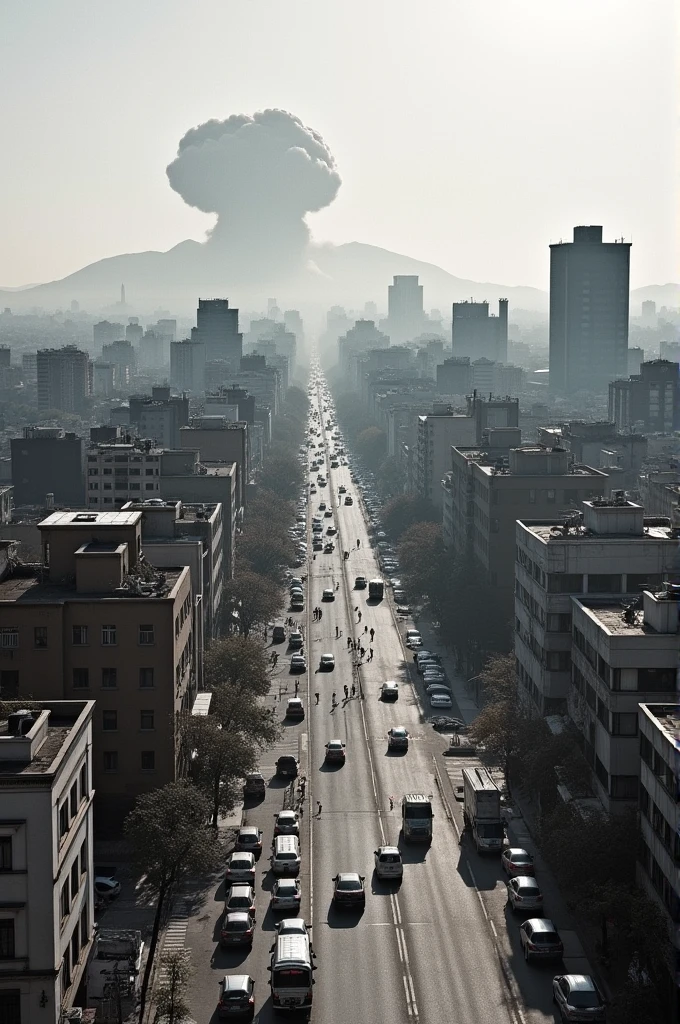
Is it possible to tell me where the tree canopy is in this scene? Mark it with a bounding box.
[382,494,439,540]
[224,570,283,637]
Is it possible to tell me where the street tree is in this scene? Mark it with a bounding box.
[224,571,283,637]
[184,715,259,825]
[468,654,536,787]
[333,393,372,440]
[260,443,304,500]
[382,495,439,540]
[212,684,281,748]
[237,531,294,580]
[124,782,220,1020]
[397,521,445,595]
[355,426,387,471]
[376,456,405,498]
[204,636,271,695]
[155,948,193,1024]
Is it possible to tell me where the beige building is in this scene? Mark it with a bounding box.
[86,443,163,508]
[0,511,194,827]
[0,700,95,1023]
[180,418,249,507]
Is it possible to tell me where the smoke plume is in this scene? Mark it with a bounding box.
[166,109,341,282]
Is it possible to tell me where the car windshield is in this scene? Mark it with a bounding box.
[337,878,361,890]
[404,803,432,819]
[379,853,400,863]
[534,932,559,943]
[568,990,600,1008]
[226,919,250,932]
[392,729,407,737]
[277,883,297,895]
[223,989,248,1001]
[229,897,250,909]
[278,852,296,861]
[512,853,531,864]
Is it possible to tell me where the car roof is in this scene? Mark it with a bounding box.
[562,975,597,991]
[278,917,306,931]
[337,872,362,882]
[382,680,398,687]
[514,875,539,887]
[506,847,531,857]
[524,918,556,931]
[377,845,400,855]
[275,878,299,889]
[277,809,297,818]
[321,652,333,658]
[238,826,260,835]
[229,851,254,862]
[227,884,253,896]
[327,739,343,746]
[391,726,407,733]
[221,974,252,991]
[225,912,251,924]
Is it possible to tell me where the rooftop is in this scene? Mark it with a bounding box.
[0,565,185,603]
[39,510,142,528]
[0,702,93,778]
[640,703,680,748]
[524,520,674,543]
[576,603,657,637]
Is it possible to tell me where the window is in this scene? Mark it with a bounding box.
[103,751,118,773]
[626,573,664,594]
[546,489,556,504]
[140,710,154,731]
[71,931,80,970]
[547,613,571,632]
[0,629,18,649]
[546,651,570,671]
[588,573,622,594]
[103,468,112,476]
[0,672,18,698]
[141,751,155,772]
[59,802,69,839]
[612,712,638,737]
[33,626,47,649]
[101,625,116,645]
[612,667,638,691]
[72,626,88,646]
[139,667,154,689]
[139,625,154,645]
[60,880,70,921]
[528,489,536,504]
[79,763,88,802]
[80,907,88,951]
[79,839,87,877]
[101,668,117,689]
[71,861,79,901]
[597,697,609,729]
[145,483,155,491]
[0,920,15,959]
[145,468,155,476]
[72,668,89,690]
[0,838,12,872]
[70,783,78,819]
[611,775,638,800]
[547,574,582,594]
[102,710,117,732]
[130,483,141,490]
[638,667,677,692]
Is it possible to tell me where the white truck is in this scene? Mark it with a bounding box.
[462,766,504,853]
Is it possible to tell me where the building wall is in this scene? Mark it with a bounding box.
[11,435,84,507]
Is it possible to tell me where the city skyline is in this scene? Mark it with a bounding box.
[0,0,676,292]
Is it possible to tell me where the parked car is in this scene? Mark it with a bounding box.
[552,974,606,1021]
[276,755,299,778]
[289,631,304,649]
[270,878,302,914]
[225,852,256,885]
[274,810,300,837]
[243,772,265,799]
[430,692,453,708]
[220,912,255,948]
[506,876,544,913]
[234,827,263,857]
[224,884,256,918]
[286,698,305,720]
[354,576,368,589]
[501,847,535,877]
[94,876,121,899]
[290,654,307,673]
[519,918,564,963]
[332,872,366,908]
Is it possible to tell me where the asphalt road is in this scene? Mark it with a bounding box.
[184,371,559,1024]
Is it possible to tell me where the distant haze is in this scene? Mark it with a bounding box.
[0,0,676,293]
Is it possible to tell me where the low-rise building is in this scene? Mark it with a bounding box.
[515,498,680,715]
[570,589,678,812]
[86,442,162,508]
[0,699,95,1023]
[0,511,195,828]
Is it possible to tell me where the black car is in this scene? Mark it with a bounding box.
[220,912,255,948]
[276,755,299,778]
[217,974,255,1020]
[332,872,366,908]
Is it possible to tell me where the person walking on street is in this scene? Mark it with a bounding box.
[358,610,362,622]
[294,680,299,695]
[319,608,323,620]
[360,646,365,659]
[316,802,322,817]
[370,628,374,642]
[344,684,349,699]
[356,538,360,548]
[315,692,320,705]
[351,683,356,698]
[369,647,373,661]
[335,625,339,638]
[364,625,368,634]
[331,691,337,705]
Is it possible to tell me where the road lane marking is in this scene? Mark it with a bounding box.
[402,976,413,1016]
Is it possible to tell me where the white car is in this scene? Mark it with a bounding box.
[430,692,453,708]
[270,878,302,913]
[381,681,399,701]
[94,876,121,899]
[225,852,256,884]
[322,588,335,601]
[320,653,335,671]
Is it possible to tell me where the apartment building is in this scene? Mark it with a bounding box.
[538,421,647,493]
[179,418,249,507]
[36,346,91,414]
[170,338,205,394]
[416,407,477,511]
[514,498,680,715]
[570,589,678,811]
[123,498,224,646]
[129,387,189,449]
[86,442,162,508]
[0,699,94,1023]
[637,703,680,980]
[609,359,680,433]
[0,512,194,828]
[11,429,84,508]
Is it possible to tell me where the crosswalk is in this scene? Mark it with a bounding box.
[157,898,190,982]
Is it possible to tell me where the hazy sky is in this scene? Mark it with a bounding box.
[1,0,676,290]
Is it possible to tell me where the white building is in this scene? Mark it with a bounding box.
[86,443,162,508]
[0,700,95,1023]
[638,703,680,976]
[515,497,680,715]
[570,590,679,811]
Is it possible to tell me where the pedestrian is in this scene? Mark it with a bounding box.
[335,625,339,638]
[370,628,375,641]
[354,606,358,612]
[347,636,352,649]
[369,647,373,661]
[319,608,323,620]
[315,691,320,704]
[364,625,368,634]
[336,582,339,591]
[344,684,349,699]
[360,646,365,659]
[317,802,322,817]
[389,796,394,810]
[351,683,356,698]
[331,691,337,705]
[294,680,299,694]
[358,611,362,622]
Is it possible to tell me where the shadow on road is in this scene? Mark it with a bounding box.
[325,903,365,928]
[397,836,430,864]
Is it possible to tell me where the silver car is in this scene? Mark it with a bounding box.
[506,875,544,913]
[270,878,302,913]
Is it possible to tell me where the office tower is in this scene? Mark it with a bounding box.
[21,352,37,383]
[128,387,189,449]
[138,330,164,369]
[452,300,508,363]
[171,338,206,393]
[436,357,472,395]
[387,276,425,344]
[0,347,10,369]
[92,320,123,356]
[101,338,136,388]
[627,347,644,375]
[609,360,680,433]
[126,317,144,347]
[37,345,91,413]
[11,428,85,506]
[641,300,657,326]
[549,226,631,395]
[192,299,242,365]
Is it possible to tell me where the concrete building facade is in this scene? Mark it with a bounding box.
[37,347,91,414]
[608,359,680,433]
[86,443,162,508]
[0,700,95,1024]
[452,299,508,363]
[11,429,84,508]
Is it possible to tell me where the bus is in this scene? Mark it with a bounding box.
[269,931,316,1012]
[401,793,433,841]
[368,578,384,600]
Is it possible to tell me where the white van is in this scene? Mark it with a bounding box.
[269,931,315,1012]
[271,835,301,876]
[374,845,403,879]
